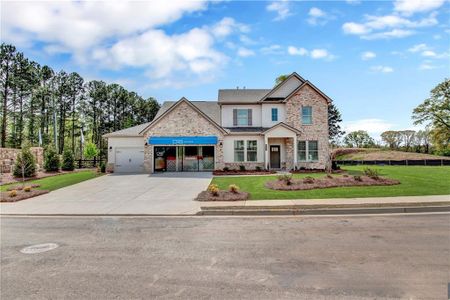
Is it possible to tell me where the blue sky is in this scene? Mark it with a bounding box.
[2,0,449,139]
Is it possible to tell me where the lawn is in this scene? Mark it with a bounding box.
[1,170,102,192]
[211,166,450,200]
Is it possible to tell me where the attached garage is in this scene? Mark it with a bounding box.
[115,147,144,173]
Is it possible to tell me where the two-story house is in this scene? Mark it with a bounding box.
[104,72,331,173]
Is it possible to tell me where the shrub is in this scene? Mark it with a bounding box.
[207,184,219,196]
[24,186,32,192]
[83,142,99,160]
[100,162,106,173]
[229,184,240,194]
[353,175,362,182]
[255,166,262,171]
[277,173,293,185]
[61,149,75,171]
[13,146,36,178]
[303,176,315,184]
[363,167,379,180]
[223,166,230,171]
[44,147,60,172]
[326,174,333,179]
[239,165,246,171]
[343,174,349,178]
[9,190,17,197]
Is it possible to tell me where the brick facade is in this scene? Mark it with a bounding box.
[285,84,330,169]
[142,101,225,172]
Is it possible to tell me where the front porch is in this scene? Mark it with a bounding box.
[263,123,300,171]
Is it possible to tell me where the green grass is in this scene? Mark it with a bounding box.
[1,170,102,192]
[211,166,450,200]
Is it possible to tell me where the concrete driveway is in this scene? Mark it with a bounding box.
[0,173,212,215]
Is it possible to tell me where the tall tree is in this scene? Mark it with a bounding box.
[344,130,375,148]
[328,102,344,143]
[0,43,16,147]
[381,130,401,149]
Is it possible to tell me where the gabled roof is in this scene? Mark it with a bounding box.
[138,97,227,135]
[283,80,332,104]
[218,89,271,104]
[102,122,152,138]
[262,122,302,135]
[259,72,306,102]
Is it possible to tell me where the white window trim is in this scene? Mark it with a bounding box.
[298,140,319,162]
[237,109,249,126]
[301,106,313,125]
[271,108,278,122]
[233,139,258,162]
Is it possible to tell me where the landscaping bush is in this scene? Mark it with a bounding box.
[207,184,219,196]
[228,184,240,194]
[326,174,333,179]
[13,146,37,178]
[223,166,229,171]
[255,166,262,171]
[354,175,362,182]
[303,176,315,184]
[100,162,106,173]
[363,167,379,180]
[277,173,293,185]
[61,149,75,171]
[9,190,17,197]
[24,186,32,192]
[44,147,60,172]
[239,165,246,171]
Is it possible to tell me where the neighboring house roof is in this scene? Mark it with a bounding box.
[139,97,227,135]
[218,89,271,104]
[102,122,151,138]
[259,72,306,102]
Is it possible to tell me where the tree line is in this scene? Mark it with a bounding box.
[341,78,449,156]
[0,43,160,158]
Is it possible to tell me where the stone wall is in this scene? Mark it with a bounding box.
[285,84,330,169]
[142,101,225,172]
[285,138,294,170]
[0,147,44,173]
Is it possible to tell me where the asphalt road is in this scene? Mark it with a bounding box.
[1,214,449,299]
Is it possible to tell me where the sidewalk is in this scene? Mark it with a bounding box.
[199,195,450,215]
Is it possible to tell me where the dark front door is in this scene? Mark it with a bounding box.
[270,145,281,169]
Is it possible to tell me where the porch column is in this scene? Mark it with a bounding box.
[293,135,298,169]
[264,136,269,170]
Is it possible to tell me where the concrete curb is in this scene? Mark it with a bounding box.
[198,205,450,216]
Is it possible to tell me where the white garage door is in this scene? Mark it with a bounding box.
[115,147,145,173]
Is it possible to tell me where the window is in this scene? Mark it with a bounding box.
[301,106,312,125]
[298,141,306,161]
[271,108,278,121]
[297,140,318,161]
[234,140,245,162]
[246,140,257,162]
[234,109,252,126]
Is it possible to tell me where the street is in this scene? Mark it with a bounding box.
[1,214,449,299]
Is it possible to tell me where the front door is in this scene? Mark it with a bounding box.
[270,145,281,169]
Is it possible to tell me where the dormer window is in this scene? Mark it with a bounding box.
[233,109,252,126]
[271,108,278,121]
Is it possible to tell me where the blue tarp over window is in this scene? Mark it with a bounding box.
[149,136,218,145]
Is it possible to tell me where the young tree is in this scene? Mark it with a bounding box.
[343,130,375,148]
[44,146,60,172]
[84,141,99,160]
[275,74,289,86]
[13,143,37,182]
[61,148,75,171]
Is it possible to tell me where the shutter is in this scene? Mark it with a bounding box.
[248,109,252,126]
[233,109,237,126]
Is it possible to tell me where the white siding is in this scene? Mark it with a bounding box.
[270,76,302,98]
[221,105,262,127]
[223,135,264,163]
[107,137,144,164]
[261,104,285,127]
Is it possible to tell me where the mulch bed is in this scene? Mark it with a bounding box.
[265,175,400,191]
[213,170,276,176]
[6,184,41,191]
[1,189,49,202]
[196,190,250,201]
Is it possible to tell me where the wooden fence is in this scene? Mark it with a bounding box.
[335,159,450,166]
[77,159,105,169]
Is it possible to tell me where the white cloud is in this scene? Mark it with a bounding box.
[342,13,438,39]
[370,65,394,73]
[266,0,292,21]
[419,61,437,70]
[394,0,446,16]
[287,46,308,56]
[307,7,329,25]
[344,119,394,135]
[1,1,253,88]
[361,51,376,60]
[408,43,429,52]
[261,44,284,55]
[237,47,255,57]
[421,50,437,57]
[310,49,329,59]
[346,0,361,4]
